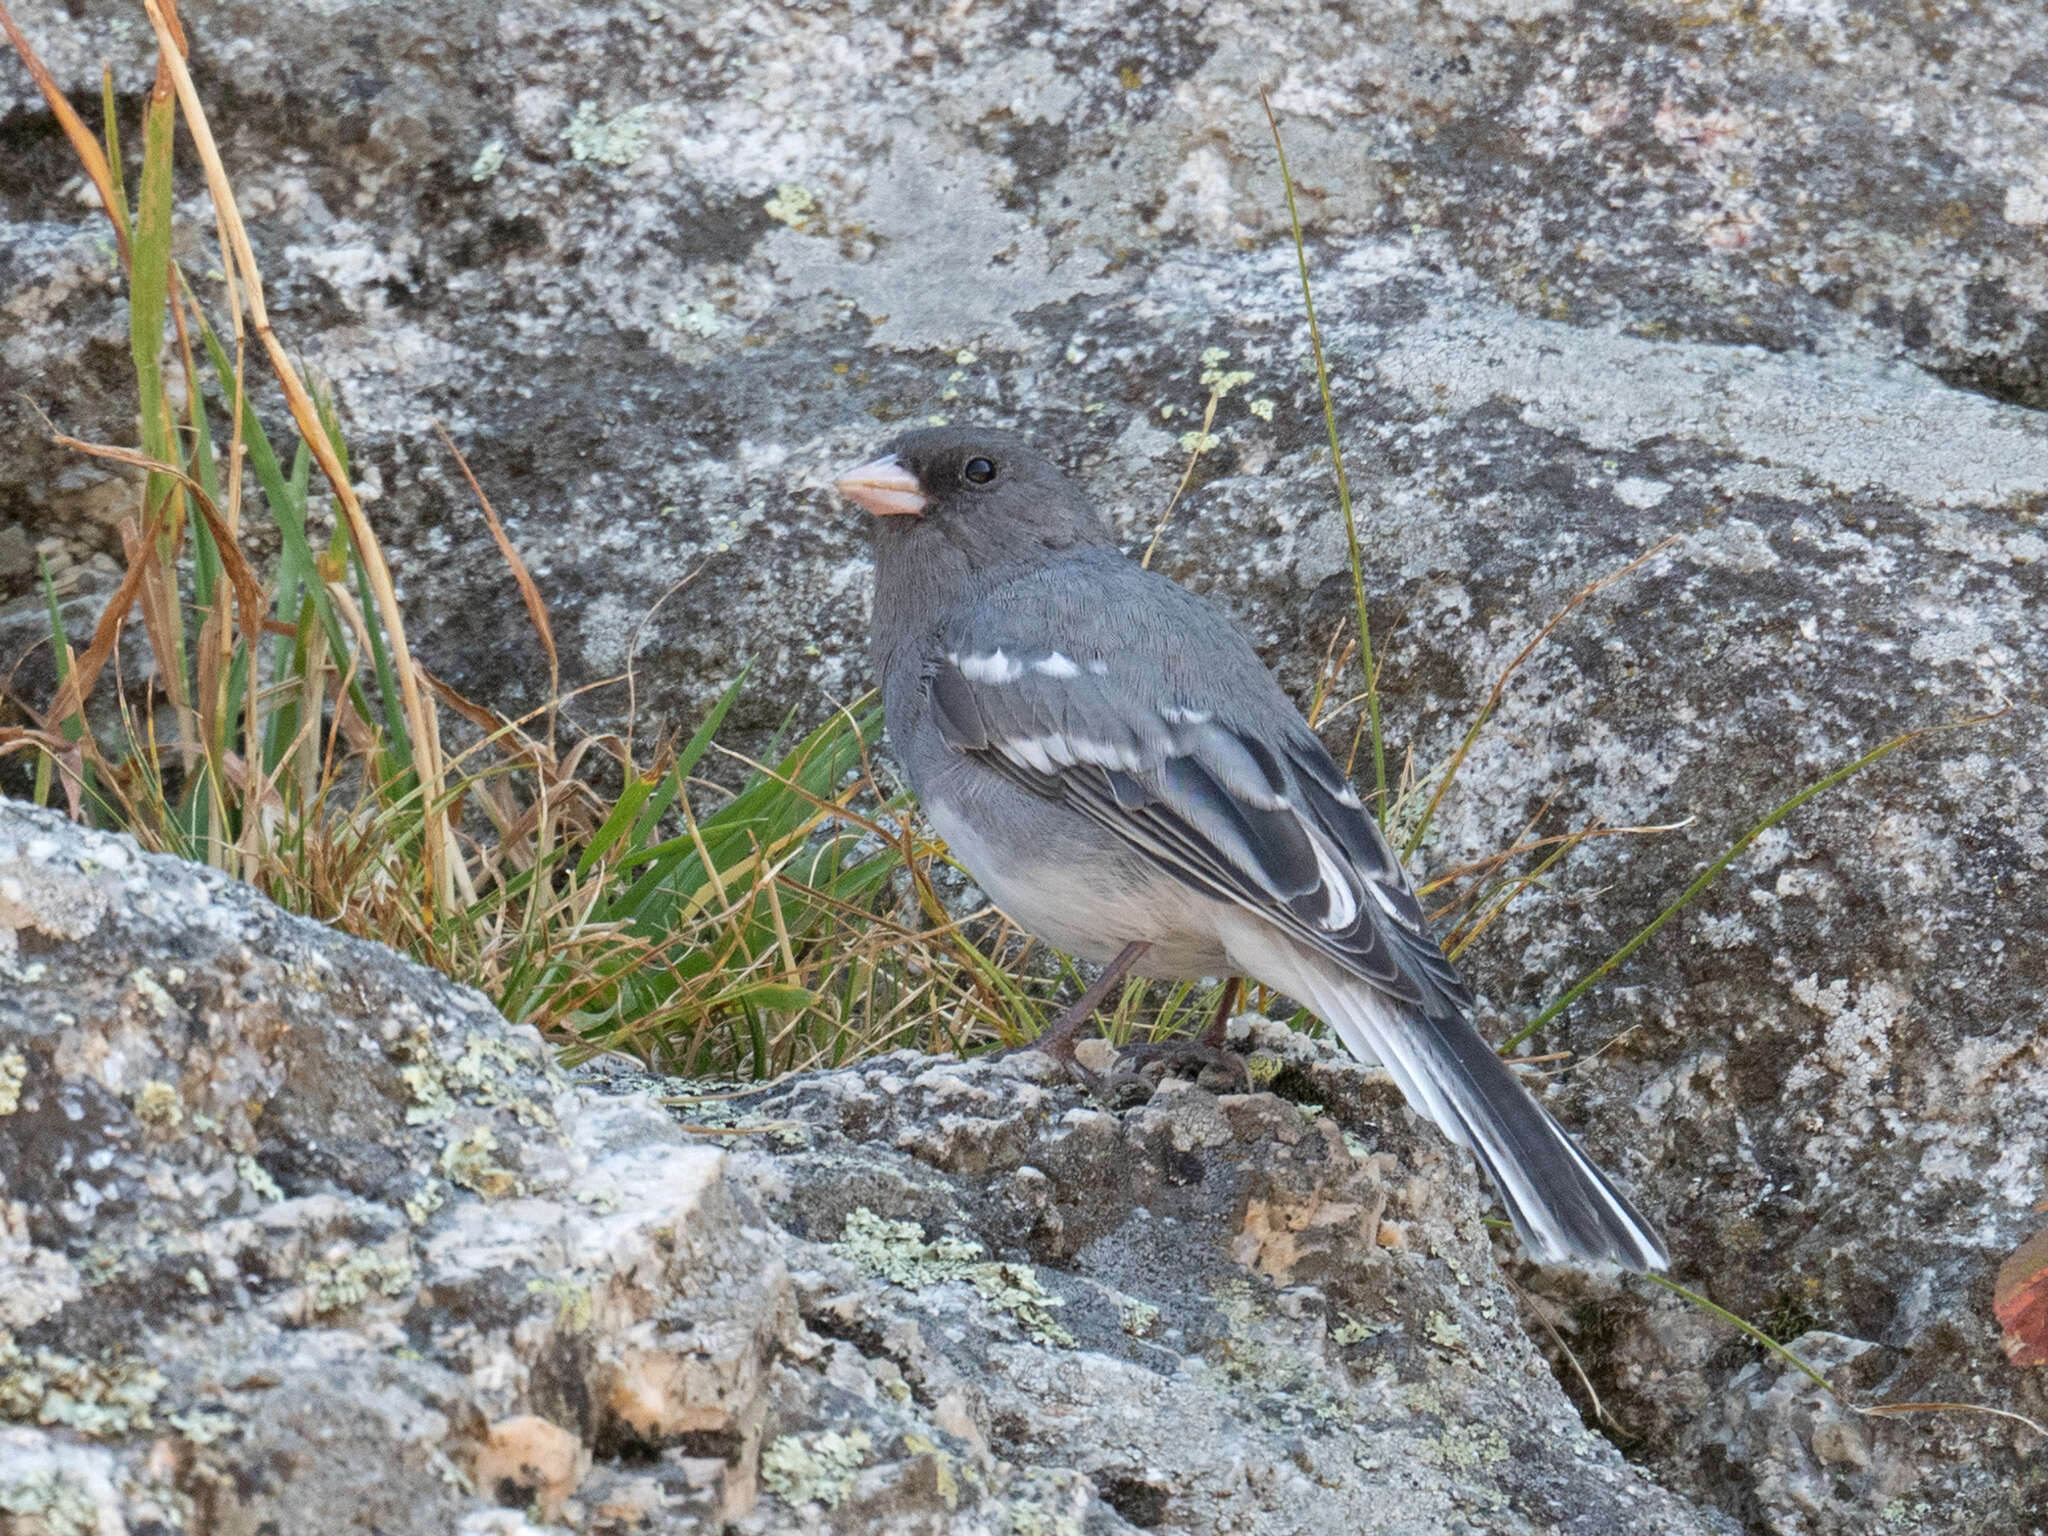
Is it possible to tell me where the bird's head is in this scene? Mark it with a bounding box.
[833,426,1110,570]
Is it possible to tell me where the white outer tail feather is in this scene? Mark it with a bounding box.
[1223,921,1669,1271]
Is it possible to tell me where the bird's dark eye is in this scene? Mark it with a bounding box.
[961,457,998,485]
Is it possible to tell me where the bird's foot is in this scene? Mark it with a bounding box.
[1022,1036,1154,1106]
[992,1034,1151,1104]
[1112,1035,1253,1092]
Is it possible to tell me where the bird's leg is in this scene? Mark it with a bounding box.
[1202,976,1240,1048]
[1013,940,1153,1098]
[1114,975,1252,1089]
[1033,940,1150,1055]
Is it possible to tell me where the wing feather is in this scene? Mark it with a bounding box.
[923,647,1469,1016]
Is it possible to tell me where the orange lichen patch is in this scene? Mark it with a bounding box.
[1233,1192,1374,1281]
[604,1350,732,1441]
[475,1414,589,1519]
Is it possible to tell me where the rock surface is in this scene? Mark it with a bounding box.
[3,4,2047,1533]
[0,798,1738,1533]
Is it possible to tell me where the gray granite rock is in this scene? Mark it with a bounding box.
[0,798,1738,1533]
[3,4,2046,1532]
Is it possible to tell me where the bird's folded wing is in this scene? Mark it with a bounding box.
[925,644,1470,1018]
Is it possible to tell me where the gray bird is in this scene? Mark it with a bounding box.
[835,425,1668,1271]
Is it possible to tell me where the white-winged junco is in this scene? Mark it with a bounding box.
[835,426,1667,1271]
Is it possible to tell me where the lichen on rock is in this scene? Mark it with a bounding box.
[0,800,1732,1532]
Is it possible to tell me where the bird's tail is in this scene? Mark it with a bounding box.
[1264,948,1668,1271]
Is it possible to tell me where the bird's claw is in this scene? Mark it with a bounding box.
[1009,1038,1156,1106]
[1112,1037,1253,1092]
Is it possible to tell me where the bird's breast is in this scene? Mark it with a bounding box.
[919,769,1234,978]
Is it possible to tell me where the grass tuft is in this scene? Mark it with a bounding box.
[0,1,1011,1082]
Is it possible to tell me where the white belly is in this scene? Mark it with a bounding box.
[921,789,1233,978]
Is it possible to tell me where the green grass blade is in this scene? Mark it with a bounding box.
[129,81,189,699]
[1263,90,1385,820]
[575,776,656,881]
[673,672,749,785]
[33,559,80,808]
[314,382,353,483]
[129,102,174,398]
[352,556,416,780]
[189,306,381,739]
[99,67,131,252]
[39,559,82,748]
[185,347,225,614]
[1499,714,1995,1054]
[619,671,752,856]
[1643,1274,1836,1399]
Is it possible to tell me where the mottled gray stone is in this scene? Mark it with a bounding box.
[0,798,1736,1533]
[2,4,2046,1532]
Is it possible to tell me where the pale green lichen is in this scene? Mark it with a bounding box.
[399,1059,457,1125]
[1206,1277,1349,1424]
[304,1248,415,1313]
[0,1048,25,1115]
[1118,1296,1161,1338]
[236,1156,282,1203]
[168,1406,239,1444]
[563,100,656,166]
[1433,1422,1509,1471]
[839,1209,984,1287]
[439,1124,517,1198]
[1425,1313,1465,1349]
[404,1179,447,1226]
[763,182,818,230]
[452,1034,553,1121]
[1248,398,1276,422]
[469,138,506,182]
[1199,353,1255,398]
[1331,1313,1382,1346]
[397,1026,557,1131]
[125,967,174,1018]
[0,1333,164,1435]
[134,1079,182,1132]
[526,1276,594,1333]
[837,1209,1072,1347]
[1001,1489,1087,1536]
[760,1428,871,1509]
[1177,429,1220,454]
[0,1469,101,1536]
[78,1244,124,1288]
